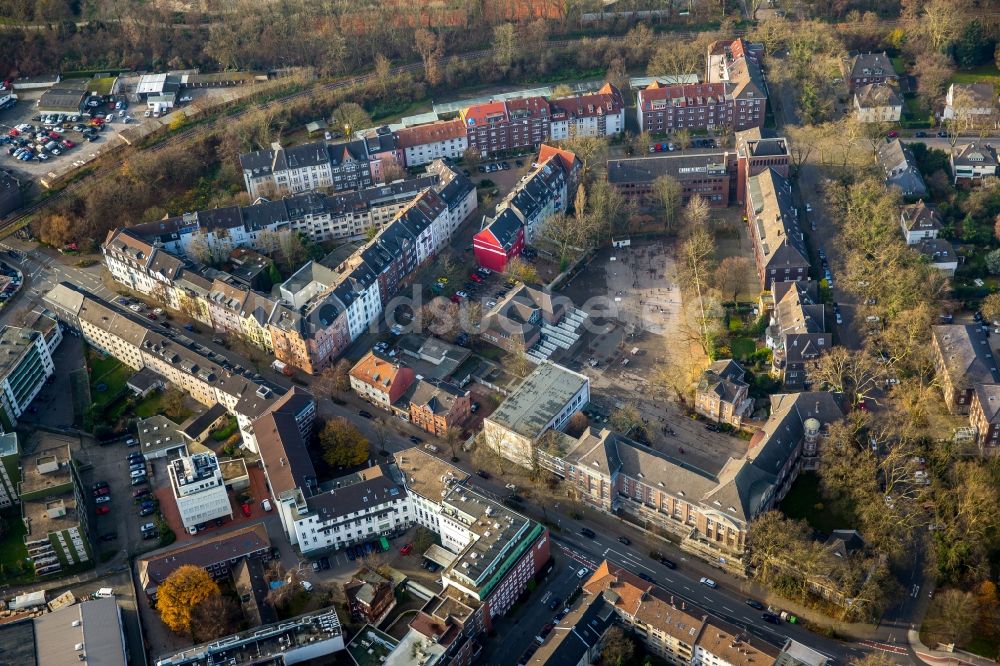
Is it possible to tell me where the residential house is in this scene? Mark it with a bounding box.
[695,359,752,427]
[405,378,471,437]
[482,361,590,467]
[745,168,810,289]
[931,324,1000,414]
[766,281,830,390]
[344,569,396,624]
[951,143,999,185]
[900,200,942,244]
[843,52,898,92]
[877,139,927,198]
[853,83,902,123]
[944,83,996,126]
[136,414,187,459]
[916,238,958,276]
[349,351,416,412]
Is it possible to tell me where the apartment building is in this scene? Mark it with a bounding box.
[548,83,625,140]
[970,383,1000,454]
[0,433,19,508]
[136,522,272,597]
[746,168,810,289]
[637,82,732,134]
[461,96,552,156]
[931,324,1000,415]
[132,173,446,255]
[0,324,57,430]
[349,351,416,411]
[483,361,590,467]
[20,440,91,577]
[406,378,471,437]
[475,144,579,270]
[168,452,232,532]
[239,138,379,199]
[395,118,469,167]
[290,466,410,554]
[766,281,830,390]
[707,38,768,131]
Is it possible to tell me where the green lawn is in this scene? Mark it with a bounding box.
[951,65,1000,86]
[730,337,757,359]
[86,347,131,408]
[0,508,31,583]
[134,390,192,421]
[780,473,856,535]
[966,636,1000,660]
[88,77,116,95]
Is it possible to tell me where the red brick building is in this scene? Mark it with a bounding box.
[461,97,551,157]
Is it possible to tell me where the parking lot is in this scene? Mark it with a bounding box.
[0,90,132,179]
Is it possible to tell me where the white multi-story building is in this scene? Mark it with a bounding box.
[0,324,57,430]
[0,433,19,508]
[548,83,625,140]
[396,119,469,167]
[482,361,590,467]
[168,452,232,532]
[289,466,409,553]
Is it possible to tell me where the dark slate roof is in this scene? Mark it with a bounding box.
[607,153,729,184]
[848,52,897,80]
[306,466,406,523]
[438,173,475,207]
[480,208,523,250]
[179,402,229,439]
[197,206,245,231]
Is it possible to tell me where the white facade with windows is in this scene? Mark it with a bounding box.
[168,452,232,530]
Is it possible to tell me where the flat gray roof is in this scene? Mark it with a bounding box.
[488,361,588,440]
[34,597,126,666]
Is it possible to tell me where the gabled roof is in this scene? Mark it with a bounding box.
[747,168,809,273]
[948,82,995,109]
[461,100,509,127]
[855,83,901,108]
[901,200,942,232]
[476,208,523,251]
[952,142,999,168]
[697,359,748,404]
[975,383,1000,423]
[847,52,897,80]
[638,82,728,108]
[395,118,467,148]
[349,351,411,393]
[877,139,927,196]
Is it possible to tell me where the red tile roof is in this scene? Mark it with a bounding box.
[396,119,467,149]
[639,83,728,107]
[461,100,509,128]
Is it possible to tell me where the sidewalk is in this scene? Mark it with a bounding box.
[532,494,889,642]
[911,630,998,666]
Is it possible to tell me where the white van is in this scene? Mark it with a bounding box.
[261,499,272,512]
[95,587,114,598]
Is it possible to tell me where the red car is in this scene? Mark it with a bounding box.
[887,130,899,138]
[7,129,17,137]
[147,313,157,320]
[47,131,59,140]
[470,273,483,283]
[93,487,110,497]
[95,506,110,515]
[61,140,74,149]
[449,294,461,303]
[241,502,252,517]
[400,543,413,555]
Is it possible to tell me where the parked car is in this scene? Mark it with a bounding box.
[409,435,423,444]
[100,532,117,541]
[476,469,490,479]
[131,475,147,486]
[400,543,413,555]
[95,495,111,504]
[95,506,110,515]
[241,502,252,517]
[358,410,373,419]
[93,487,110,497]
